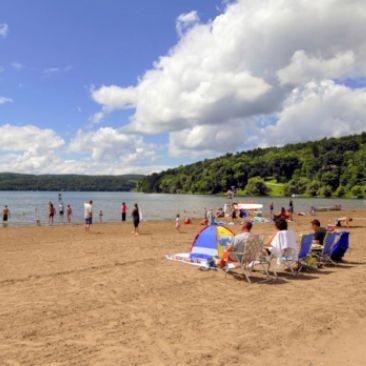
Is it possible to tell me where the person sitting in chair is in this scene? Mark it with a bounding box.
[265,218,297,258]
[214,221,253,268]
[311,219,327,246]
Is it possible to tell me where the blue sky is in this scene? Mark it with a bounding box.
[1,0,366,175]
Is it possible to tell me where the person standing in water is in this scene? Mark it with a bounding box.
[48,202,55,225]
[269,202,274,217]
[3,205,10,226]
[59,202,64,216]
[84,200,93,232]
[131,203,140,236]
[66,204,73,224]
[288,198,294,219]
[121,202,127,222]
[99,209,104,223]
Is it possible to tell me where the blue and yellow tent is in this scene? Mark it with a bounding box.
[166,225,235,266]
[190,225,235,261]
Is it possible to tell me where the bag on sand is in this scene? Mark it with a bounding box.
[331,232,350,262]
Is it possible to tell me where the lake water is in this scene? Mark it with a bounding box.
[0,191,365,227]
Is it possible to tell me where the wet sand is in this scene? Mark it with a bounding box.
[0,210,365,366]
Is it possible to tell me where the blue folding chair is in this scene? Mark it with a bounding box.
[296,234,315,273]
[319,232,338,265]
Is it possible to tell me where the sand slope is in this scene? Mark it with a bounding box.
[0,211,365,365]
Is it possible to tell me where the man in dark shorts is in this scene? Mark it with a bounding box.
[311,219,327,246]
[84,200,93,232]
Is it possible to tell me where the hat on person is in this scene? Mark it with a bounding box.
[311,219,321,226]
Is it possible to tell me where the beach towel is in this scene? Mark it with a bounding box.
[165,253,212,268]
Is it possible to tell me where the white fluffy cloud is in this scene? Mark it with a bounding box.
[91,85,137,123]
[69,127,157,163]
[0,124,64,153]
[90,0,366,157]
[0,23,8,38]
[169,118,261,157]
[0,124,65,173]
[266,80,366,145]
[278,50,355,86]
[0,124,162,174]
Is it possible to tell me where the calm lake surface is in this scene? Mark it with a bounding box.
[0,191,365,227]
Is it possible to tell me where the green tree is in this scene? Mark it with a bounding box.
[306,181,321,197]
[351,185,365,198]
[245,177,268,196]
[335,185,346,197]
[318,185,333,197]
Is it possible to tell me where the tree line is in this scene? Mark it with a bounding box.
[0,173,144,191]
[138,132,366,198]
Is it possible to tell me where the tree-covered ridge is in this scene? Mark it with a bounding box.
[138,132,366,198]
[0,173,144,191]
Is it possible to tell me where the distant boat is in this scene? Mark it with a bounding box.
[314,204,342,212]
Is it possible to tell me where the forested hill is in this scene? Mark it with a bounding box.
[0,173,144,191]
[138,132,366,198]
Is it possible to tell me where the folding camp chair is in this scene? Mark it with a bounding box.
[317,232,338,266]
[296,234,316,274]
[267,231,298,277]
[227,235,271,283]
[331,231,350,262]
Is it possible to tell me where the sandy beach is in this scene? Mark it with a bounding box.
[0,209,366,366]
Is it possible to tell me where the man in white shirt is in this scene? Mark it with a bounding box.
[84,200,93,232]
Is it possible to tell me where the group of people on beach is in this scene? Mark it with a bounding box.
[81,200,141,235]
[43,200,141,234]
[0,198,138,235]
[214,216,339,270]
[47,201,73,225]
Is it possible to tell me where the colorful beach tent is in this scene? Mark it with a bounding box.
[190,225,235,260]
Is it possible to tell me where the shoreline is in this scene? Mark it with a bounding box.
[2,207,366,229]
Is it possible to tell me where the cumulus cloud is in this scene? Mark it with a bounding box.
[69,127,157,163]
[0,124,64,153]
[90,85,137,123]
[176,11,200,37]
[0,124,163,175]
[265,80,366,145]
[0,124,65,173]
[0,96,13,104]
[169,118,262,157]
[89,0,366,157]
[278,50,355,85]
[0,23,8,38]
